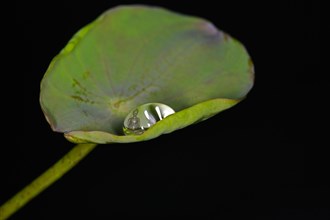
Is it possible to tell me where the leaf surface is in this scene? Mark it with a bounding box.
[40,5,254,143]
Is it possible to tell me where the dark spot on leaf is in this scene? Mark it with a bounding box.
[70,95,95,104]
[71,95,84,102]
[72,78,85,90]
[72,78,92,99]
[113,101,120,108]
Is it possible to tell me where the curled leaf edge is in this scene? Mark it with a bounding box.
[64,98,241,144]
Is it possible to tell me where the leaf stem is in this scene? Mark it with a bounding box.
[0,143,98,220]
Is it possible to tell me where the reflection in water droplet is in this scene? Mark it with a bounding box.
[123,103,175,135]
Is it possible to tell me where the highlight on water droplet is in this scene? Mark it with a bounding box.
[123,103,175,135]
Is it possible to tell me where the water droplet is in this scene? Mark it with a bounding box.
[123,103,175,135]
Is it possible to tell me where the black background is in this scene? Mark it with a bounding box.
[3,0,327,219]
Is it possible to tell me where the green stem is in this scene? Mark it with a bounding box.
[0,143,98,220]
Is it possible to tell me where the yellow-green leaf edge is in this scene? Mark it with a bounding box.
[65,98,240,144]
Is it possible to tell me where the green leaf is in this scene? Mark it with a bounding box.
[40,5,254,144]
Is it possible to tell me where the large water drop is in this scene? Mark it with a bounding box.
[123,103,175,135]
